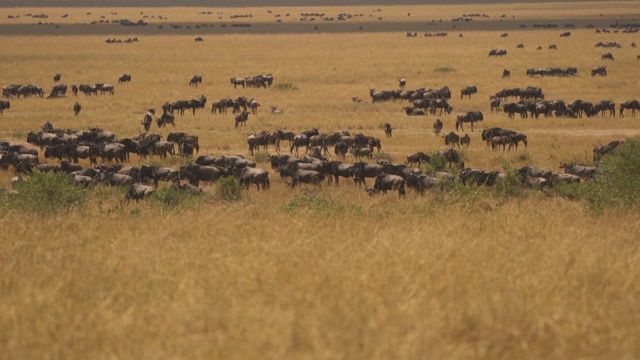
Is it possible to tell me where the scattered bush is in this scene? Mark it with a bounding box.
[434,66,456,73]
[253,151,271,163]
[149,185,203,209]
[273,82,298,91]
[217,176,243,201]
[7,170,88,212]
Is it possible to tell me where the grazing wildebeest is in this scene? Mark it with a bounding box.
[167,132,199,154]
[230,77,245,88]
[569,99,595,118]
[405,152,431,167]
[156,113,175,128]
[509,133,528,150]
[502,69,511,78]
[118,74,131,84]
[619,100,640,117]
[430,99,453,115]
[440,148,464,169]
[351,161,384,187]
[593,140,623,161]
[370,173,406,196]
[460,86,477,100]
[0,100,10,114]
[232,166,270,190]
[189,75,203,88]
[235,111,249,128]
[593,99,615,117]
[456,111,483,132]
[490,135,512,151]
[248,99,260,115]
[53,73,61,82]
[442,131,460,148]
[124,183,156,202]
[73,102,82,115]
[591,66,607,76]
[601,52,614,60]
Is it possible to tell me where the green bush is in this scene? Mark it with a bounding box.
[217,176,243,201]
[149,185,203,209]
[7,170,88,212]
[575,138,640,209]
[253,151,271,163]
[273,82,299,91]
[434,66,456,73]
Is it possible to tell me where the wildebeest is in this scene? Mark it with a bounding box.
[455,111,483,132]
[502,69,510,78]
[384,123,392,138]
[248,99,260,115]
[142,111,153,131]
[124,183,156,202]
[180,164,228,186]
[593,99,615,117]
[460,134,471,148]
[289,169,325,187]
[167,132,199,154]
[601,52,614,60]
[560,163,598,179]
[290,134,310,156]
[232,166,270,190]
[95,83,114,95]
[189,75,203,88]
[349,145,373,161]
[560,31,571,37]
[593,140,623,161]
[490,135,512,151]
[73,102,81,115]
[230,77,245,88]
[370,173,406,196]
[156,113,175,128]
[459,168,502,186]
[433,118,443,135]
[489,49,507,57]
[508,132,528,150]
[460,86,477,100]
[235,111,249,128]
[351,161,384,187]
[440,148,464,169]
[399,78,407,87]
[591,66,607,76]
[53,73,61,82]
[403,106,426,116]
[442,131,460,148]
[118,74,131,84]
[619,99,640,117]
[0,100,10,114]
[405,152,431,167]
[270,105,284,114]
[503,102,528,118]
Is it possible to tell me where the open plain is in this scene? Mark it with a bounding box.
[1,2,640,359]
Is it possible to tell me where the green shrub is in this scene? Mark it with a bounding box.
[273,82,298,91]
[149,185,203,209]
[8,170,88,212]
[217,176,243,201]
[425,152,446,173]
[254,151,271,163]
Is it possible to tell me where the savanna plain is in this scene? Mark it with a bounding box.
[1,2,640,359]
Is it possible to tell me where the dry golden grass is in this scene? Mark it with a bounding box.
[1,2,640,359]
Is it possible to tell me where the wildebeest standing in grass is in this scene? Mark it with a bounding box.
[433,118,443,135]
[384,123,392,138]
[619,100,640,117]
[460,86,477,100]
[230,77,245,88]
[591,66,607,76]
[73,102,81,115]
[53,73,61,82]
[118,74,131,84]
[502,69,510,78]
[455,111,483,132]
[235,111,249,128]
[189,75,202,88]
[0,100,10,114]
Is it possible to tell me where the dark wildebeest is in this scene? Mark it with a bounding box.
[334,141,348,159]
[442,131,460,148]
[384,123,392,138]
[490,97,502,112]
[140,164,180,187]
[53,73,61,82]
[167,132,199,154]
[405,152,431,167]
[349,145,373,161]
[593,100,615,118]
[189,75,203,88]
[440,148,464,169]
[460,134,471,148]
[399,78,406,88]
[274,129,295,152]
[142,112,153,131]
[433,118,443,136]
[370,173,406,196]
[324,161,355,186]
[593,140,623,161]
[601,52,614,60]
[455,111,483,132]
[460,86,477,100]
[118,74,131,84]
[403,106,426,116]
[290,134,310,157]
[230,77,245,88]
[502,69,511,78]
[503,103,528,118]
[490,135,512,151]
[289,169,325,187]
[232,166,270,190]
[619,100,640,117]
[591,66,607,76]
[235,111,249,128]
[0,100,11,114]
[73,102,82,116]
[352,161,384,187]
[156,113,176,128]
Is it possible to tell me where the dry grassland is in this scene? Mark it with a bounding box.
[1,2,640,359]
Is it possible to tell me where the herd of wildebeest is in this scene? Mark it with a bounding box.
[1,24,640,201]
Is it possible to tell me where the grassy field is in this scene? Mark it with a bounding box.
[1,2,640,359]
